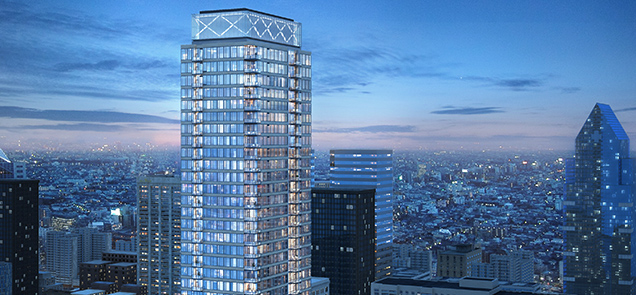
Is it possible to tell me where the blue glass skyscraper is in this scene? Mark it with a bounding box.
[0,148,13,179]
[180,9,312,295]
[329,149,393,279]
[563,103,636,295]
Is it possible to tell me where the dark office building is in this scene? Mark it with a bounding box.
[563,103,636,295]
[0,179,39,295]
[311,187,376,295]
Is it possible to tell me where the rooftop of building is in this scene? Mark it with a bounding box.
[311,186,377,194]
[91,281,116,287]
[374,277,537,294]
[375,277,489,291]
[81,260,111,265]
[199,8,294,22]
[0,147,10,163]
[108,262,136,267]
[330,149,393,154]
[71,290,106,295]
[102,250,136,255]
[595,103,629,140]
[440,244,481,254]
[311,277,330,284]
[190,8,301,47]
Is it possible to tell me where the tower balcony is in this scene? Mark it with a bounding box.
[245,167,261,172]
[244,103,262,111]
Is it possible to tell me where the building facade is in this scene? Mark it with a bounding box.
[436,244,482,278]
[0,261,11,295]
[393,244,433,274]
[311,187,375,295]
[563,103,636,295]
[137,174,181,294]
[46,231,79,285]
[329,149,393,279]
[0,179,39,295]
[179,9,312,295]
[471,250,533,283]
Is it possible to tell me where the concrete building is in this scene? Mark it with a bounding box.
[437,244,482,278]
[329,149,394,279]
[101,251,137,264]
[490,251,533,283]
[137,174,180,294]
[40,271,57,294]
[310,277,330,295]
[46,231,79,284]
[471,250,533,283]
[79,260,111,289]
[75,227,112,262]
[179,8,312,295]
[393,244,433,274]
[79,260,136,292]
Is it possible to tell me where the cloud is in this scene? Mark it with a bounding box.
[495,79,542,88]
[311,42,561,95]
[461,76,543,91]
[615,107,636,112]
[52,59,169,73]
[555,86,581,94]
[312,43,448,95]
[13,124,125,132]
[0,106,178,124]
[53,60,121,72]
[431,106,504,115]
[314,125,417,133]
[0,83,176,102]
[0,2,177,104]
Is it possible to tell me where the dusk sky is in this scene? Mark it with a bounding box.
[1,1,635,152]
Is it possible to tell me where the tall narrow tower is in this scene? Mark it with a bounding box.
[137,174,181,294]
[563,103,636,295]
[329,149,394,279]
[180,9,312,295]
[0,179,39,295]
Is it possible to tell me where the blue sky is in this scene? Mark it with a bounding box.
[1,1,635,151]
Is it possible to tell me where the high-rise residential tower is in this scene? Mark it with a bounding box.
[46,231,79,284]
[563,103,636,295]
[180,9,312,295]
[137,174,181,294]
[329,149,393,279]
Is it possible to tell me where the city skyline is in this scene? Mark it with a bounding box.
[1,1,636,151]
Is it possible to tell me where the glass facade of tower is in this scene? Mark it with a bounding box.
[180,9,312,295]
[0,148,13,179]
[329,149,393,279]
[563,103,636,295]
[311,187,376,295]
